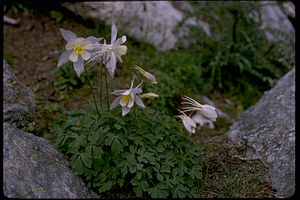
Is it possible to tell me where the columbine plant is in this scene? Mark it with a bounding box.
[54,24,207,198]
[110,75,145,116]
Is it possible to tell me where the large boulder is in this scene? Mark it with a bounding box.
[3,59,99,198]
[61,2,294,51]
[61,1,209,51]
[3,123,99,198]
[3,59,39,135]
[260,1,295,43]
[226,67,295,198]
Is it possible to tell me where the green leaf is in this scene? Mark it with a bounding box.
[110,167,119,179]
[74,156,84,175]
[84,168,93,180]
[85,146,92,157]
[141,180,149,191]
[157,188,169,198]
[156,173,164,181]
[92,158,103,170]
[114,123,121,130]
[111,137,123,154]
[104,133,115,145]
[144,152,156,163]
[149,186,158,198]
[160,163,171,173]
[103,126,110,133]
[93,146,103,159]
[136,171,143,180]
[98,181,112,193]
[118,179,125,187]
[88,132,99,144]
[81,152,92,168]
[133,185,143,197]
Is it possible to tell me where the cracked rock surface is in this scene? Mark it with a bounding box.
[226,67,295,198]
[3,60,99,198]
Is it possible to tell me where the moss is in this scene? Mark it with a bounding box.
[27,122,36,132]
[31,184,46,196]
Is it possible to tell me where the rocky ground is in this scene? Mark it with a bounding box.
[4,5,276,198]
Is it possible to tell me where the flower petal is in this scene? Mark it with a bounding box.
[65,42,76,50]
[134,95,145,108]
[111,24,117,44]
[57,50,72,67]
[127,94,135,108]
[120,96,128,107]
[110,96,122,110]
[132,88,142,94]
[60,28,77,42]
[182,116,196,133]
[73,57,84,77]
[84,36,103,44]
[111,90,126,95]
[201,104,218,121]
[69,51,78,63]
[121,90,131,96]
[114,45,127,57]
[106,52,116,78]
[81,51,90,60]
[122,106,131,116]
[113,35,127,47]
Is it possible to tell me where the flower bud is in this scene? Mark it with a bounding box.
[139,93,159,99]
[134,65,158,84]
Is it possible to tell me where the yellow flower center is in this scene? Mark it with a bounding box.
[122,94,130,103]
[74,44,85,55]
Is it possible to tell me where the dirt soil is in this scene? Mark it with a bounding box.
[3,5,276,198]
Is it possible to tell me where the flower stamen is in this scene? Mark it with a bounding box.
[74,44,85,55]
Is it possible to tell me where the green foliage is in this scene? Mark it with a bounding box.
[174,1,294,108]
[50,10,63,23]
[4,1,28,14]
[51,107,205,198]
[49,62,92,90]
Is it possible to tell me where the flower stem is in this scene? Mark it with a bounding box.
[134,106,138,129]
[104,68,110,111]
[84,65,100,115]
[99,62,103,108]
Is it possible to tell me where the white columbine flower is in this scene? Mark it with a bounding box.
[181,95,218,121]
[192,111,215,129]
[57,28,102,77]
[134,65,158,84]
[177,110,197,134]
[89,24,127,78]
[110,76,145,116]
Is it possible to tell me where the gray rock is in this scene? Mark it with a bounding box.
[3,59,39,135]
[61,1,209,51]
[226,67,295,198]
[61,2,294,52]
[3,122,99,198]
[260,1,295,43]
